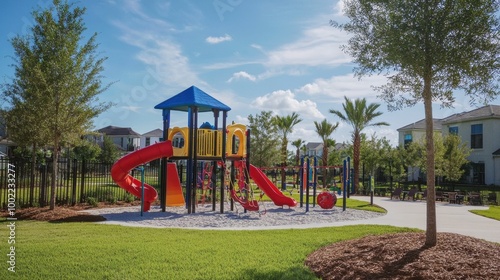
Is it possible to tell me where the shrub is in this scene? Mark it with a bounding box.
[124,193,135,203]
[86,197,98,207]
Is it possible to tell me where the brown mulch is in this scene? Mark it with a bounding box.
[305,232,500,280]
[8,207,106,222]
[2,201,139,223]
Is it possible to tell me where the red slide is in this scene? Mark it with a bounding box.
[249,164,297,207]
[111,141,173,211]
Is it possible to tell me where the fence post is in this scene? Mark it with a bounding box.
[40,163,47,207]
[71,159,78,205]
[80,159,86,203]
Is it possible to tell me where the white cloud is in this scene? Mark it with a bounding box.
[113,4,200,88]
[266,26,352,67]
[206,34,232,44]
[297,73,388,101]
[363,127,399,146]
[251,90,325,119]
[227,71,257,83]
[121,106,141,112]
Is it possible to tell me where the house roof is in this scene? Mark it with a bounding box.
[97,126,141,136]
[154,85,231,112]
[442,105,500,124]
[306,142,322,150]
[397,118,444,131]
[142,129,163,137]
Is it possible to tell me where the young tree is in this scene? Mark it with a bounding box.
[248,111,280,168]
[330,96,388,194]
[3,0,112,210]
[274,112,302,190]
[441,134,470,183]
[98,136,119,164]
[336,0,499,246]
[72,139,101,161]
[314,119,339,188]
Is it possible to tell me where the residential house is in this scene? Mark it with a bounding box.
[0,115,15,156]
[398,105,500,185]
[305,142,322,157]
[441,105,500,185]
[303,142,348,162]
[97,126,141,152]
[397,118,445,147]
[140,129,163,149]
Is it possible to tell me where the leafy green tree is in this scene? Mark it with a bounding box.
[98,135,119,164]
[72,139,101,161]
[441,134,470,182]
[314,119,339,188]
[248,111,280,168]
[335,0,499,246]
[274,112,302,190]
[409,133,470,185]
[3,0,112,209]
[330,97,389,194]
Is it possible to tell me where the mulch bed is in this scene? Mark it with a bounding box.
[2,201,140,222]
[305,232,500,280]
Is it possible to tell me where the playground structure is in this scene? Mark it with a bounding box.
[111,86,297,213]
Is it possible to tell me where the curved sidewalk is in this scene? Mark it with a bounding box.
[337,196,500,243]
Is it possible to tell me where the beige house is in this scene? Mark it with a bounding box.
[140,129,163,149]
[97,126,141,152]
[398,105,500,185]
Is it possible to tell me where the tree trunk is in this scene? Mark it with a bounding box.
[30,143,37,207]
[50,137,59,210]
[424,79,437,247]
[353,131,360,194]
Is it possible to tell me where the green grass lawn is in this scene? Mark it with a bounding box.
[470,206,500,221]
[0,220,417,280]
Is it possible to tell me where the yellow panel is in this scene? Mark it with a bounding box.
[226,124,247,157]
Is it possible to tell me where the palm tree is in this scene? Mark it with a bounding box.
[291,138,305,187]
[291,139,305,167]
[314,119,339,189]
[330,96,389,194]
[274,112,302,190]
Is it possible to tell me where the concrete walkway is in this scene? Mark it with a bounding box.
[334,196,500,243]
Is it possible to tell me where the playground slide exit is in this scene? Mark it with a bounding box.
[249,164,297,207]
[110,141,174,211]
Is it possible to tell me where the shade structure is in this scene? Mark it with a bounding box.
[154,85,231,112]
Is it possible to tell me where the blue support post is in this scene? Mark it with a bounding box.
[299,157,304,207]
[306,157,310,213]
[138,165,145,216]
[312,157,317,208]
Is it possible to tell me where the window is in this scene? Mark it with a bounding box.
[404,133,412,147]
[145,137,150,147]
[471,124,483,149]
[449,126,458,135]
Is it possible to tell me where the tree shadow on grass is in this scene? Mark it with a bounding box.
[50,214,107,223]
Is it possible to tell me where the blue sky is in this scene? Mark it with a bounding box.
[0,0,490,147]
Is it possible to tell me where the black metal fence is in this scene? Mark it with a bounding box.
[0,157,160,209]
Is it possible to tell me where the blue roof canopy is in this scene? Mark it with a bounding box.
[154,85,231,112]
